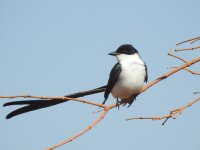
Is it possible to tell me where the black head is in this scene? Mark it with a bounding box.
[109,44,138,56]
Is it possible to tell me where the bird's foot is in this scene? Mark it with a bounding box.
[116,98,120,110]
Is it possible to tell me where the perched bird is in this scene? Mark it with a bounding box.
[103,44,148,107]
[3,44,147,119]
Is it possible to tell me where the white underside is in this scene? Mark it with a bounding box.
[111,53,146,99]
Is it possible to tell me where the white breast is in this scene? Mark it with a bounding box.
[111,53,146,99]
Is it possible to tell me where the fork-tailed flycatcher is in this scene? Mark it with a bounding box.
[3,44,147,119]
[103,44,148,106]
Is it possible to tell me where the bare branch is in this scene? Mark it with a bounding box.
[126,97,200,125]
[190,37,200,44]
[47,107,109,150]
[168,50,187,63]
[140,56,200,94]
[167,67,200,75]
[168,49,200,75]
[0,95,104,108]
[175,46,200,52]
[176,36,200,45]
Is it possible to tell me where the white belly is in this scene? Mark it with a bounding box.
[111,63,146,99]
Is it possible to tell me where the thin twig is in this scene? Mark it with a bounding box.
[167,50,200,75]
[176,36,200,45]
[47,107,109,150]
[190,37,200,44]
[0,95,104,108]
[182,68,200,75]
[167,67,200,75]
[168,49,200,75]
[126,97,200,125]
[175,46,200,52]
[140,56,200,94]
[168,50,187,63]
[92,109,104,114]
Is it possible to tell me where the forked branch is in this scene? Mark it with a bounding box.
[176,36,200,45]
[126,97,200,125]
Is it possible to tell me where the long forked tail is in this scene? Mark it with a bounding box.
[3,86,106,119]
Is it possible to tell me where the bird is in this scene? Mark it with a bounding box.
[103,44,148,107]
[3,44,147,119]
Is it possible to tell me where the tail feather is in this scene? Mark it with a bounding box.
[121,93,139,108]
[4,85,106,119]
[5,99,63,119]
[3,100,46,106]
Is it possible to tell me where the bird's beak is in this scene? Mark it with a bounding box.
[108,51,118,56]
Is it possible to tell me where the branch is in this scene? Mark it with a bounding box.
[126,97,200,125]
[140,56,200,94]
[47,107,109,150]
[167,49,200,75]
[167,67,200,75]
[190,37,200,44]
[175,46,200,52]
[178,68,200,75]
[0,95,104,108]
[168,50,187,63]
[176,36,200,45]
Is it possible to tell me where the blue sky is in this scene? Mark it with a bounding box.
[0,0,200,150]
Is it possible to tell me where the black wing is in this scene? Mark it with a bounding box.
[144,63,148,83]
[3,85,106,119]
[103,63,121,104]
